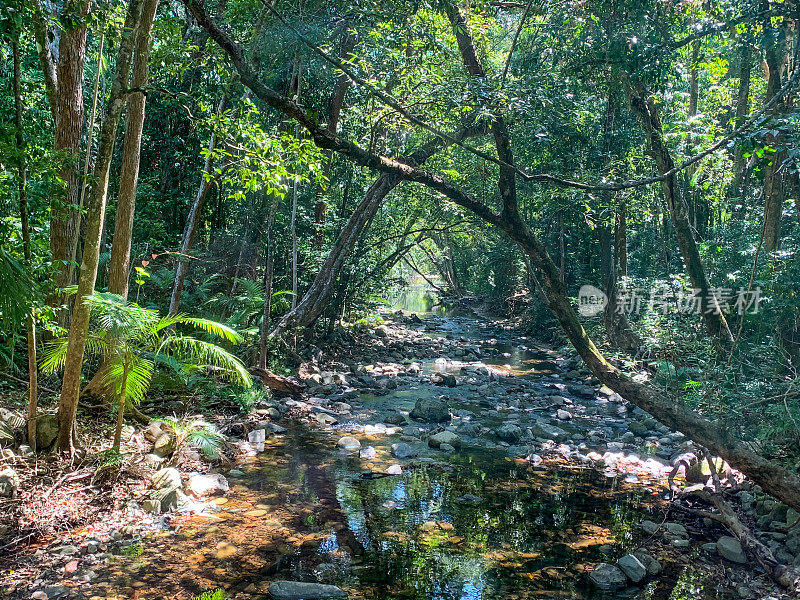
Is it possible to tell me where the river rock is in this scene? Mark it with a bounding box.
[617,554,647,583]
[640,520,659,535]
[153,432,176,457]
[359,446,377,459]
[717,536,747,563]
[410,398,451,423]
[152,467,182,491]
[431,373,457,387]
[0,467,19,498]
[588,563,627,590]
[556,409,572,420]
[429,431,461,449]
[633,550,662,575]
[268,581,346,599]
[186,473,229,497]
[529,422,567,442]
[663,522,688,538]
[36,413,60,450]
[337,436,361,451]
[628,420,650,436]
[495,423,523,444]
[391,442,418,459]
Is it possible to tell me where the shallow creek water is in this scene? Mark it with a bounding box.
[78,303,739,600]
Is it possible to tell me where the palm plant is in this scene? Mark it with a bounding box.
[208,278,293,337]
[40,292,251,450]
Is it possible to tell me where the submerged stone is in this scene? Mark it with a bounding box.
[268,581,346,599]
[588,563,627,590]
[409,398,451,423]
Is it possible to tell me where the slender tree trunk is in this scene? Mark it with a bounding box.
[71,32,104,293]
[31,0,58,124]
[258,193,280,369]
[57,0,145,453]
[314,30,357,250]
[762,16,787,253]
[168,95,228,315]
[628,87,734,342]
[614,204,627,277]
[108,0,160,298]
[50,1,92,324]
[728,43,752,204]
[289,57,302,311]
[599,83,640,353]
[113,359,129,450]
[13,32,39,451]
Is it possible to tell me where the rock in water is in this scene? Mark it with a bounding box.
[337,436,361,451]
[187,473,229,497]
[617,554,647,583]
[716,536,747,564]
[495,423,523,444]
[429,431,461,449]
[588,563,627,590]
[409,398,451,423]
[391,442,418,459]
[268,581,346,599]
[632,550,662,575]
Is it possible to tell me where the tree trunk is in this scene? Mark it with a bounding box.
[168,95,228,316]
[314,30,357,250]
[599,83,640,353]
[113,359,130,450]
[614,204,627,277]
[728,43,752,204]
[108,0,160,298]
[50,1,92,323]
[628,87,734,342]
[762,16,787,253]
[272,174,400,338]
[57,0,145,454]
[13,31,39,451]
[258,193,280,369]
[71,32,105,292]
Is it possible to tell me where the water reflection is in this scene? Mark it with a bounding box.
[330,453,652,599]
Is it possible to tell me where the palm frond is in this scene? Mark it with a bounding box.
[39,338,70,374]
[158,336,251,387]
[102,354,154,404]
[40,333,106,373]
[175,317,243,343]
[0,249,35,331]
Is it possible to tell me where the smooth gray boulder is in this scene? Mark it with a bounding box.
[429,431,461,449]
[337,436,361,451]
[268,581,346,599]
[633,550,662,575]
[391,442,418,459]
[717,536,747,564]
[588,563,627,590]
[617,554,647,583]
[409,398,451,423]
[495,423,523,444]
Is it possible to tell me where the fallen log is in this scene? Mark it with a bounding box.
[249,367,305,396]
[687,489,800,593]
